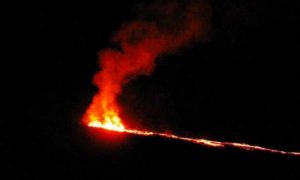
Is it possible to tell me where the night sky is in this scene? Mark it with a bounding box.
[4,0,300,179]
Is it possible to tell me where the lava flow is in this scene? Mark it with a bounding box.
[86,111,300,156]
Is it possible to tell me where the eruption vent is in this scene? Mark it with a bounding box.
[83,1,300,156]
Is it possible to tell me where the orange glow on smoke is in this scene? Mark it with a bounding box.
[83,2,208,144]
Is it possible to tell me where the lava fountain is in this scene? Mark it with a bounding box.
[83,1,300,156]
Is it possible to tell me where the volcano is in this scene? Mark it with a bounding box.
[7,0,300,179]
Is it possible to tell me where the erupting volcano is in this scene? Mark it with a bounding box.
[83,1,300,156]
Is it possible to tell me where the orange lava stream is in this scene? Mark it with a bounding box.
[88,121,300,156]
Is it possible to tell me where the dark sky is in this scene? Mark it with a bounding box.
[4,0,300,179]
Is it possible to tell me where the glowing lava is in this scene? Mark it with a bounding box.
[88,111,125,132]
[85,110,300,156]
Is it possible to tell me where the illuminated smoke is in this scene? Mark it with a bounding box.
[83,1,211,128]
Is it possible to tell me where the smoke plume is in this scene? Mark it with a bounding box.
[83,1,211,126]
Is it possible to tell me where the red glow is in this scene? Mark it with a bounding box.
[83,2,300,156]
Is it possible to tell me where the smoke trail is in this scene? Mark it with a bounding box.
[83,1,211,125]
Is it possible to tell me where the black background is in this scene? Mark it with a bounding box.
[3,0,300,179]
